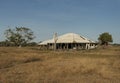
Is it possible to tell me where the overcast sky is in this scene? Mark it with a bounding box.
[0,0,120,43]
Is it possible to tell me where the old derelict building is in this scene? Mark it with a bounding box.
[38,33,97,50]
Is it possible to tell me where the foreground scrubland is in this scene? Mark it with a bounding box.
[0,46,120,83]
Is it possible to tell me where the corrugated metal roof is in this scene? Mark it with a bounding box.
[38,33,95,45]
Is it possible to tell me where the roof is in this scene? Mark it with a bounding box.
[38,33,95,45]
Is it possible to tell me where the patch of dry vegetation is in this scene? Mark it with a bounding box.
[0,46,120,83]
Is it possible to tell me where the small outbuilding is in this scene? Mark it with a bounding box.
[38,33,97,50]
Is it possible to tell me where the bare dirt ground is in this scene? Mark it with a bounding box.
[0,46,120,83]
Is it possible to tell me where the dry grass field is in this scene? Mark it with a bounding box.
[0,46,120,83]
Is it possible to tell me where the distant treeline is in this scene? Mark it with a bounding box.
[113,43,120,46]
[0,41,37,47]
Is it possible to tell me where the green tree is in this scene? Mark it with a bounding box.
[4,27,35,47]
[98,32,113,45]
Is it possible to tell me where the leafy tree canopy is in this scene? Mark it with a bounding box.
[98,32,113,45]
[4,27,35,47]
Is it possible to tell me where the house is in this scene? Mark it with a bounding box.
[38,33,97,50]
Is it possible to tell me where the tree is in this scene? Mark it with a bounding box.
[4,27,35,47]
[98,32,113,45]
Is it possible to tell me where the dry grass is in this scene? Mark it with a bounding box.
[0,46,120,83]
